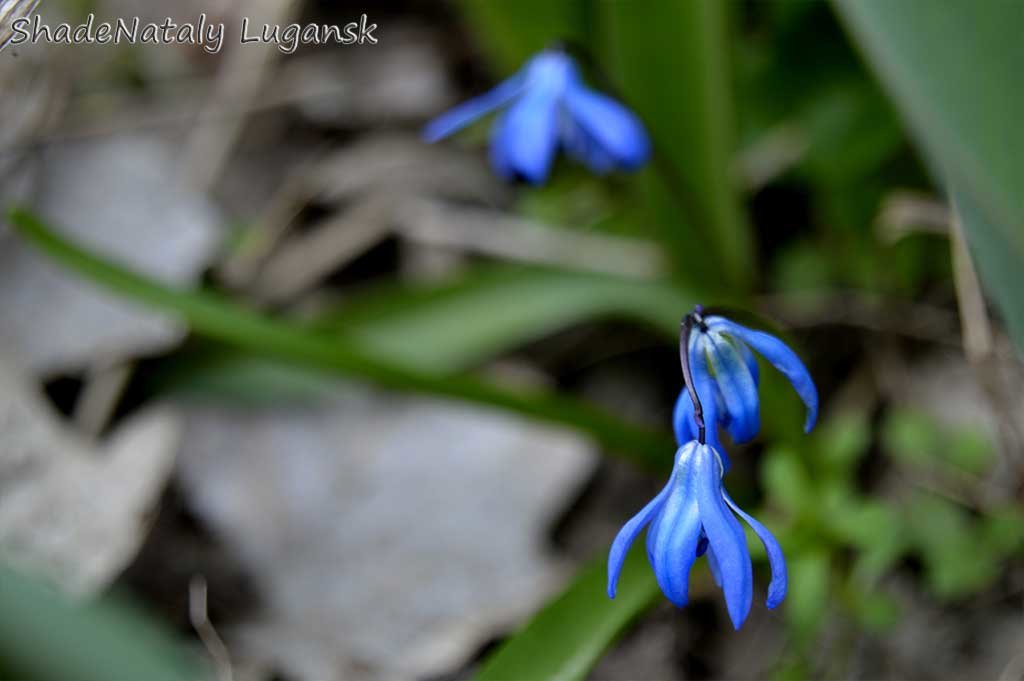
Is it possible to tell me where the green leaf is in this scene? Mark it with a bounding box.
[515,173,618,233]
[907,493,999,600]
[598,0,753,288]
[474,550,659,681]
[786,551,830,647]
[881,408,941,467]
[0,565,197,681]
[762,447,813,517]
[319,265,689,374]
[773,657,812,681]
[816,411,870,475]
[456,0,588,72]
[827,500,898,552]
[851,537,905,588]
[146,346,343,404]
[792,81,905,190]
[828,497,907,585]
[882,408,994,474]
[946,427,994,475]
[7,207,674,470]
[153,265,690,403]
[833,0,1024,350]
[982,506,1024,555]
[847,588,899,634]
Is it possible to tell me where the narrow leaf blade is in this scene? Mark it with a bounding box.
[6,207,674,470]
[833,0,1024,350]
[323,265,689,374]
[598,0,753,288]
[474,550,659,681]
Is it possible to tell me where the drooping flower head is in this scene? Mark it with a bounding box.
[673,305,818,467]
[607,304,808,628]
[423,48,650,184]
[607,440,786,629]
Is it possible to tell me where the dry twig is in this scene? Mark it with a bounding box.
[190,575,234,681]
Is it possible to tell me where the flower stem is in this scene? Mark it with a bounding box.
[679,308,706,444]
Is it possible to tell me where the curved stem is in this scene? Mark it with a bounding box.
[679,312,705,444]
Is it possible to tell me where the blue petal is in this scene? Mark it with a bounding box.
[649,443,702,607]
[422,74,526,143]
[724,491,787,609]
[561,116,617,175]
[693,444,752,629]
[523,50,577,95]
[645,509,663,566]
[607,469,673,598]
[491,88,560,184]
[708,317,819,433]
[672,389,699,446]
[706,545,723,587]
[737,338,760,387]
[562,83,650,169]
[488,112,514,180]
[689,335,729,470]
[705,330,760,444]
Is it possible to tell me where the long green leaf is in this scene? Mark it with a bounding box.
[474,550,659,681]
[457,0,588,72]
[144,264,691,403]
[0,565,197,681]
[7,208,673,469]
[833,0,1024,350]
[598,0,753,289]
[321,265,688,374]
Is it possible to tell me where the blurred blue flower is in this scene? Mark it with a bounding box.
[423,49,650,184]
[607,440,786,629]
[673,308,818,464]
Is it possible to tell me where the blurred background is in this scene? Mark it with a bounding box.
[1,0,1023,680]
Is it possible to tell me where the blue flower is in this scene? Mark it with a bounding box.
[673,309,818,466]
[423,49,650,184]
[607,440,786,629]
